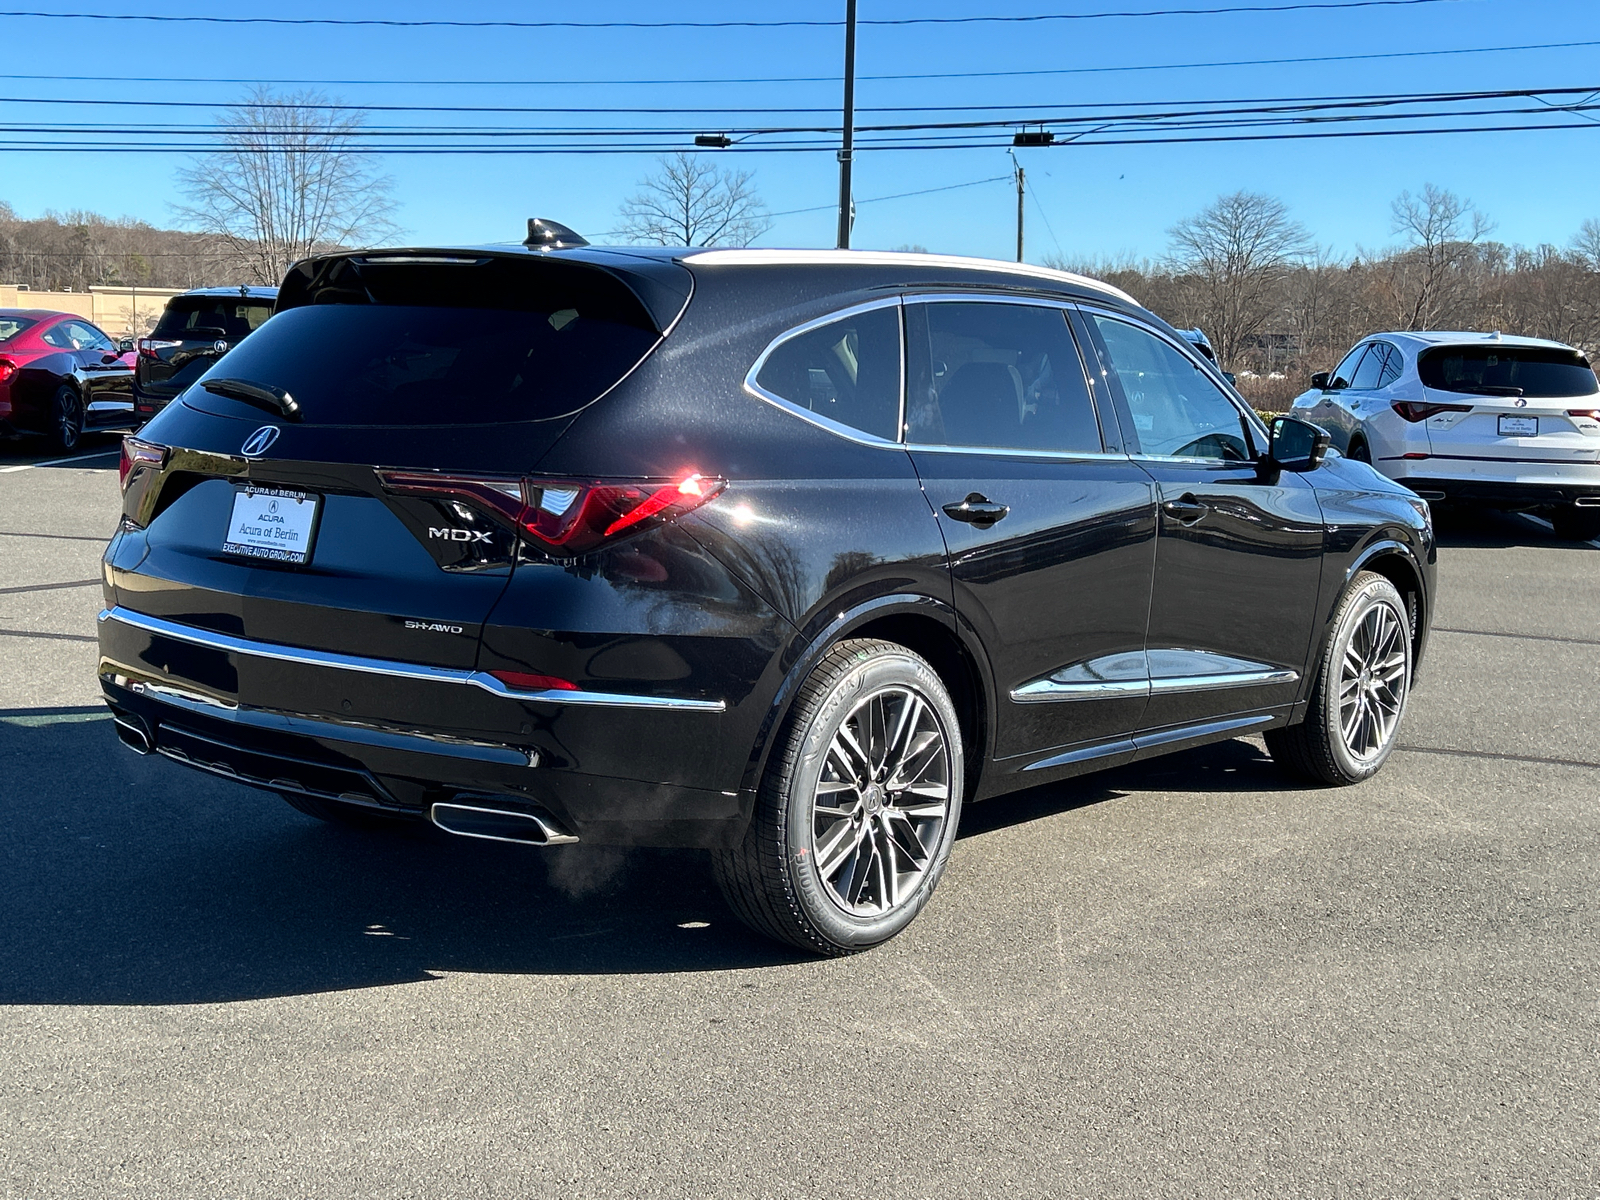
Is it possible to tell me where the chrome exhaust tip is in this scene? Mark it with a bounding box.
[430,800,578,846]
[111,712,152,756]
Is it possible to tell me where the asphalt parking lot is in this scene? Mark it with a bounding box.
[1,436,1596,1199]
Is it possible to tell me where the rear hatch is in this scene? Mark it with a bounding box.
[1413,342,1600,463]
[110,250,691,685]
[136,292,276,410]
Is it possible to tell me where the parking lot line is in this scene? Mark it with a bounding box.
[0,627,97,644]
[0,449,121,474]
[1432,625,1600,648]
[0,530,112,543]
[0,579,102,596]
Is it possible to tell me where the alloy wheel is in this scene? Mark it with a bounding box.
[810,685,952,918]
[1338,600,1408,762]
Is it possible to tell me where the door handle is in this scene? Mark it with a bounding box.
[1160,494,1210,525]
[942,493,1010,527]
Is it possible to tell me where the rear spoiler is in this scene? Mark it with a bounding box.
[275,248,693,336]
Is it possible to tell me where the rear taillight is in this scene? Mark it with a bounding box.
[376,469,725,557]
[119,435,168,489]
[1567,408,1600,420]
[136,338,181,359]
[0,359,15,385]
[1393,401,1473,423]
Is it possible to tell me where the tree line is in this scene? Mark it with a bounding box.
[1048,186,1600,408]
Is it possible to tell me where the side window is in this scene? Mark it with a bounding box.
[1330,345,1369,389]
[1350,343,1386,389]
[905,301,1102,453]
[1375,342,1404,388]
[1089,314,1252,461]
[753,305,901,441]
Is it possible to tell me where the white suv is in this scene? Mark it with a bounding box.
[1291,331,1600,539]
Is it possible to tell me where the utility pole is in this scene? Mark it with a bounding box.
[1015,163,1025,263]
[836,0,857,249]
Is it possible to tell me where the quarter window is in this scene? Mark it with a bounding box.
[1375,343,1404,388]
[905,301,1102,453]
[753,305,901,442]
[1089,314,1252,461]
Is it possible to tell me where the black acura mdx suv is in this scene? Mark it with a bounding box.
[101,239,1435,955]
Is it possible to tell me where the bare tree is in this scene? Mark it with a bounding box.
[1386,184,1493,330]
[616,152,771,247]
[174,87,397,285]
[1573,217,1600,271]
[1164,191,1309,369]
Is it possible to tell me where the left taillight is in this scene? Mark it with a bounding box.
[376,469,726,557]
[0,359,15,386]
[1393,401,1473,423]
[119,435,168,490]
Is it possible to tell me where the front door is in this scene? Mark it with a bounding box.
[1077,309,1324,738]
[903,299,1157,773]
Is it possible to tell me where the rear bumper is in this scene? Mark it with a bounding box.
[1393,476,1600,507]
[97,606,749,847]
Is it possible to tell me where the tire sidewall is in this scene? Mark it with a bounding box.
[52,386,83,451]
[1321,576,1411,782]
[779,646,964,951]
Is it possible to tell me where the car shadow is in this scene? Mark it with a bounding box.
[0,434,122,469]
[0,709,1296,1005]
[1431,505,1596,550]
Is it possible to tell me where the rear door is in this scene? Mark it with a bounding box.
[1077,308,1324,740]
[111,254,686,688]
[903,298,1156,773]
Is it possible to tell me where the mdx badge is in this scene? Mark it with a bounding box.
[241,426,280,457]
[429,527,493,543]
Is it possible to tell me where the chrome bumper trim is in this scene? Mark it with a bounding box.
[98,607,726,713]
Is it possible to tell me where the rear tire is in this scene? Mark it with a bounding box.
[1550,505,1600,541]
[48,385,83,453]
[1347,437,1372,464]
[713,639,964,956]
[1266,571,1412,786]
[279,791,407,829]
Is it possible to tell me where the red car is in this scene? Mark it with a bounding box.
[0,309,137,451]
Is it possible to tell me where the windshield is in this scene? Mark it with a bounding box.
[192,302,659,427]
[1418,345,1598,398]
[154,297,274,341]
[0,315,38,344]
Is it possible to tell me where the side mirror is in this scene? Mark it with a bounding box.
[1310,371,1331,390]
[1269,415,1331,472]
[118,338,134,354]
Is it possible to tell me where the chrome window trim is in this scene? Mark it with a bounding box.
[99,607,726,712]
[742,296,907,449]
[1076,303,1272,457]
[904,443,1129,463]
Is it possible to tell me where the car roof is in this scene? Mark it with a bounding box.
[0,308,76,321]
[170,287,278,300]
[1365,330,1579,352]
[335,242,1142,308]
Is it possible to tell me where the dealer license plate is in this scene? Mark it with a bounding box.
[1498,415,1538,437]
[222,486,321,564]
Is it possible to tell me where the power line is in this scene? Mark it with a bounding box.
[0,37,1591,90]
[0,1,1471,30]
[771,174,1013,217]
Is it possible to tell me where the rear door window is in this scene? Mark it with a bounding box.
[752,305,901,441]
[1349,344,1387,389]
[906,301,1102,453]
[1418,345,1599,398]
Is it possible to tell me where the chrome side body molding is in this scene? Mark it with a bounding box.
[1011,648,1299,704]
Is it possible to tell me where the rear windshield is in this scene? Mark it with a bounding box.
[191,261,660,426]
[1418,345,1598,398]
[0,315,37,343]
[154,296,274,341]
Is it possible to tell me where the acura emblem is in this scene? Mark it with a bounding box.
[241,426,280,456]
[1514,397,1528,407]
[213,339,229,355]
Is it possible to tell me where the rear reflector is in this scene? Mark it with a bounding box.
[119,435,168,489]
[1393,401,1472,423]
[488,670,580,692]
[377,469,726,557]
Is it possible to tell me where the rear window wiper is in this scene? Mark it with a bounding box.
[200,377,301,421]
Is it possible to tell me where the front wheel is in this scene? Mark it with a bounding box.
[1266,571,1412,785]
[713,639,964,956]
[48,386,84,453]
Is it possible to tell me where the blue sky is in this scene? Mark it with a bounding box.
[2,0,1598,265]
